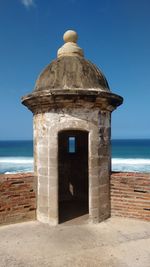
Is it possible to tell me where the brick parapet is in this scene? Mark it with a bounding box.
[0,173,36,225]
[0,172,150,225]
[110,172,150,221]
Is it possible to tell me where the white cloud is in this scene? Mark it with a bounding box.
[21,0,35,8]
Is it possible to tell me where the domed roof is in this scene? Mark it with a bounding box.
[34,30,110,92]
[22,30,123,113]
[34,56,110,92]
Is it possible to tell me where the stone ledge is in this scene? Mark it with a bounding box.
[22,89,123,113]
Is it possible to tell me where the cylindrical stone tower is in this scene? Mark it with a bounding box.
[22,30,123,225]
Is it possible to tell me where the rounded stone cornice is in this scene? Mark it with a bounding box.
[21,89,123,114]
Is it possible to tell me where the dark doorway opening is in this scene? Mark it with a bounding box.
[58,130,89,223]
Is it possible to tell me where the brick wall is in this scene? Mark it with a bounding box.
[111,172,150,221]
[0,173,36,225]
[0,172,150,225]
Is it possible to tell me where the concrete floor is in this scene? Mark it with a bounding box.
[0,217,150,267]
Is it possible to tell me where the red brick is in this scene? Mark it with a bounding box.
[111,172,150,221]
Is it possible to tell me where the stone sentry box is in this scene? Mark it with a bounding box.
[22,30,123,225]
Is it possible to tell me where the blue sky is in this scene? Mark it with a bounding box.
[0,0,150,140]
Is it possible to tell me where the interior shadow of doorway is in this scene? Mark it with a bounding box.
[58,130,89,223]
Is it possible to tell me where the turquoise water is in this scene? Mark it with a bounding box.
[0,141,33,174]
[111,139,150,172]
[112,139,150,159]
[0,139,150,173]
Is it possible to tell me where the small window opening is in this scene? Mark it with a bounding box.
[68,136,76,153]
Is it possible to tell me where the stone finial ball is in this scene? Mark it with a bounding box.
[63,30,78,43]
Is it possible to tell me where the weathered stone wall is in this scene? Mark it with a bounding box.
[0,173,36,225]
[111,172,150,221]
[34,107,111,224]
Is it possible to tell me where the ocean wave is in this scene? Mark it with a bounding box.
[112,158,150,165]
[112,158,150,172]
[0,157,33,164]
[0,157,150,174]
[0,157,33,174]
[4,170,32,174]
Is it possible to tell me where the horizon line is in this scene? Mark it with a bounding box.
[0,138,150,141]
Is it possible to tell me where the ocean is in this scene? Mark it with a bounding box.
[0,139,150,174]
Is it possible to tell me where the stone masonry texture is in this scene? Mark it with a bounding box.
[33,108,111,224]
[0,173,36,225]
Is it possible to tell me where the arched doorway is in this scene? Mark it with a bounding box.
[58,130,89,223]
